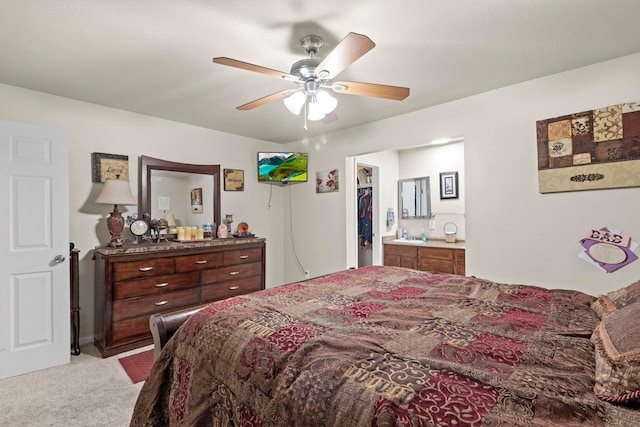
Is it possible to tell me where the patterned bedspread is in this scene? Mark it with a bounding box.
[130,266,640,426]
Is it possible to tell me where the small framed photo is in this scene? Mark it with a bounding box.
[224,169,244,191]
[439,171,459,199]
[191,187,203,213]
[92,152,129,182]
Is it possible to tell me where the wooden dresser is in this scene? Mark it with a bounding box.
[383,240,465,276]
[94,238,265,357]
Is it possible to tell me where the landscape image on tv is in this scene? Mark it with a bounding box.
[258,152,308,182]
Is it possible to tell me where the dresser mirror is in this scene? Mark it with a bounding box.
[140,156,221,231]
[398,176,431,219]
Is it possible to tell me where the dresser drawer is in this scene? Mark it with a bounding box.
[112,287,200,322]
[111,315,153,345]
[113,271,199,300]
[419,247,454,260]
[201,275,263,303]
[201,262,262,285]
[175,252,224,272]
[223,247,263,266]
[112,258,175,281]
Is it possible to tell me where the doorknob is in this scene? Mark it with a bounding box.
[53,255,66,264]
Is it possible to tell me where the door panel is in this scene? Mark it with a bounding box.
[12,272,54,347]
[0,120,69,379]
[13,176,52,248]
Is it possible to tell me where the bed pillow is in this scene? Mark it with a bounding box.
[591,279,640,318]
[592,301,640,404]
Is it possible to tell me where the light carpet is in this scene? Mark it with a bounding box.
[0,344,151,427]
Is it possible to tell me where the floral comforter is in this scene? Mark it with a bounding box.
[130,266,640,426]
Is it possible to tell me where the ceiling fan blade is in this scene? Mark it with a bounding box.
[332,81,410,100]
[315,32,375,80]
[236,90,291,111]
[213,57,297,81]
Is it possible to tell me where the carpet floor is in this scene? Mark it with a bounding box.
[0,343,152,427]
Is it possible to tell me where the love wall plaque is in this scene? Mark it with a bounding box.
[92,152,129,182]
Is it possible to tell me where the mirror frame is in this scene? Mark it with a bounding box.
[398,176,431,220]
[140,155,221,229]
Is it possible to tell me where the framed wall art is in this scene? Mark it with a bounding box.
[439,171,458,199]
[92,152,129,182]
[224,168,244,191]
[316,169,339,193]
[536,100,640,193]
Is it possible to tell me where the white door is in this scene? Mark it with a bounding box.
[0,120,70,379]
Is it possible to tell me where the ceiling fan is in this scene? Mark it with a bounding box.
[212,32,410,122]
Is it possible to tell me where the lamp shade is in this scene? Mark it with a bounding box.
[307,90,337,121]
[164,213,176,227]
[95,178,136,206]
[284,91,306,115]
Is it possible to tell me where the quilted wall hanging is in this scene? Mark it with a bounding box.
[536,100,640,193]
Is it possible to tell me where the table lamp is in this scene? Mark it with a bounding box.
[95,177,137,246]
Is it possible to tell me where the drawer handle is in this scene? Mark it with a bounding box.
[139,267,154,272]
[229,286,239,290]
[195,260,207,264]
[239,255,249,259]
[154,301,168,306]
[229,271,239,276]
[154,282,169,288]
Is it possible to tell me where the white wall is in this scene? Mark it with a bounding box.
[0,83,285,344]
[284,53,640,297]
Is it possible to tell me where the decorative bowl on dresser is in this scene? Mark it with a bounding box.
[94,238,265,357]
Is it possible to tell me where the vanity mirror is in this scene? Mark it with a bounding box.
[399,177,431,219]
[140,156,221,232]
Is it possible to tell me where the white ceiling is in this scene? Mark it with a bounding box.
[2,1,640,144]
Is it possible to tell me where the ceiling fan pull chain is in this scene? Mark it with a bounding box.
[303,101,308,130]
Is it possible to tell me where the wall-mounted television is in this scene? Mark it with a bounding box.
[258,152,308,183]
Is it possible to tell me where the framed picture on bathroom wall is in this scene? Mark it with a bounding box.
[440,171,458,199]
[191,187,203,213]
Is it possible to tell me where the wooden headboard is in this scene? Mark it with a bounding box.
[149,305,206,359]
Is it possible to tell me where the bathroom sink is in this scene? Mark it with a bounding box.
[392,239,425,244]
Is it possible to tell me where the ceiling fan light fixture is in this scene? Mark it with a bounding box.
[318,90,337,114]
[307,90,337,121]
[284,91,305,115]
[307,102,326,121]
[213,32,410,118]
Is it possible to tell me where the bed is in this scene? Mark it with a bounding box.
[130,265,640,426]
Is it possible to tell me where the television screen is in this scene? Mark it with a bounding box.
[258,152,308,182]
